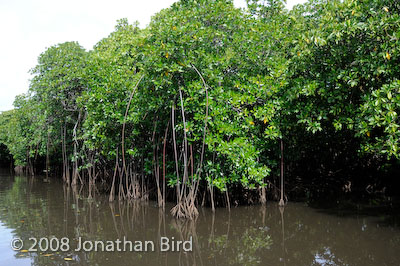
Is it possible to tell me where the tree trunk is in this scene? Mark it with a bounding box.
[46,132,50,180]
[260,185,267,205]
[162,120,169,209]
[279,138,285,206]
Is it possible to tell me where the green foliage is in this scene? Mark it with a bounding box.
[80,21,142,156]
[0,0,399,199]
[287,0,400,160]
[359,80,400,158]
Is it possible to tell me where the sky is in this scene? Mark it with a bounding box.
[0,0,306,112]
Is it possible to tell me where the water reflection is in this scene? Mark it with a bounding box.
[0,175,399,265]
[279,206,286,266]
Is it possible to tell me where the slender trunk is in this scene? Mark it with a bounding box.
[72,112,81,186]
[87,152,94,199]
[225,187,230,211]
[154,142,162,207]
[279,138,285,206]
[210,180,215,212]
[178,88,188,203]
[192,64,208,176]
[26,149,33,176]
[141,171,145,199]
[121,75,144,199]
[162,120,170,209]
[191,64,209,208]
[118,162,125,201]
[64,124,70,185]
[34,142,39,165]
[61,125,65,182]
[152,120,163,207]
[46,132,50,180]
[109,155,117,202]
[190,144,194,183]
[171,103,180,201]
[260,185,267,205]
[201,186,206,207]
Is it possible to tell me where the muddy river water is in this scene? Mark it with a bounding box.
[0,171,399,265]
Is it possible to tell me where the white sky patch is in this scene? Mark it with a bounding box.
[0,0,306,112]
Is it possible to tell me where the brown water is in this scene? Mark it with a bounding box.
[0,172,399,266]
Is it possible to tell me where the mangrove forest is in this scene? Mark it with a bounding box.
[1,0,400,220]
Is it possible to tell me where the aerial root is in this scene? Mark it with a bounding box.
[171,199,198,220]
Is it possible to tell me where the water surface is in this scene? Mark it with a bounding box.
[0,172,399,265]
